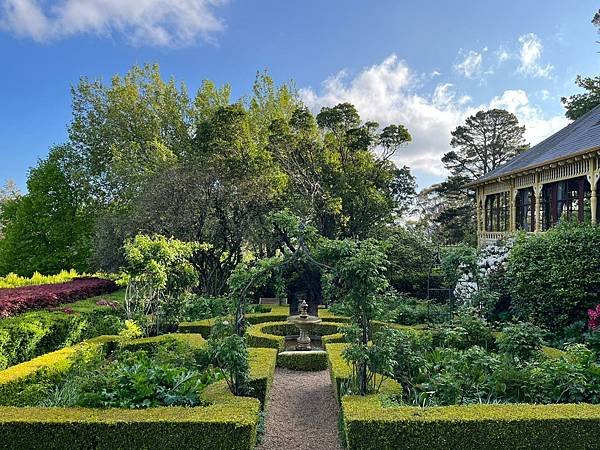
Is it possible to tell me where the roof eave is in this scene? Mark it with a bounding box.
[466,145,600,189]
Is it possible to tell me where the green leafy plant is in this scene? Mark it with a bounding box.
[123,234,206,335]
[208,320,251,396]
[497,322,545,360]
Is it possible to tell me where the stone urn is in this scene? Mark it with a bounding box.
[287,299,321,350]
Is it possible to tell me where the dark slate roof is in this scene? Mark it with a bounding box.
[472,104,600,185]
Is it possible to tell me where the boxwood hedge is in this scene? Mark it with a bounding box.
[342,397,600,450]
[246,321,346,352]
[178,306,348,337]
[0,291,125,370]
[277,350,328,371]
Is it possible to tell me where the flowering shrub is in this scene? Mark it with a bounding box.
[588,304,600,330]
[0,278,118,318]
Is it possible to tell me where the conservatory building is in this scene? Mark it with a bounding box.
[470,105,600,246]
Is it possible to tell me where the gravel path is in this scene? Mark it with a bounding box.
[257,368,342,450]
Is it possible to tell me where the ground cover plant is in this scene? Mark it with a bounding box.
[0,277,118,318]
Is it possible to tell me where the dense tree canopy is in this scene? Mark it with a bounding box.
[0,64,418,287]
[0,147,92,275]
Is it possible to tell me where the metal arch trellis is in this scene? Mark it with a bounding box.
[426,245,454,322]
[232,220,333,336]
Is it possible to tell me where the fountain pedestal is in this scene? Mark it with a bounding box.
[287,299,321,351]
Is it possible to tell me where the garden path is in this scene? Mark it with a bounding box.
[257,368,342,450]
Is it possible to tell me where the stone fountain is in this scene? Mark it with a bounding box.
[287,299,321,350]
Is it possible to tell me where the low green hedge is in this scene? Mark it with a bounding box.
[0,334,278,449]
[342,397,600,450]
[0,335,115,406]
[246,321,345,352]
[178,306,348,337]
[248,347,278,407]
[0,290,125,370]
[277,350,328,371]
[0,395,260,450]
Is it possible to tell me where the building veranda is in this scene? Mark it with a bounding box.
[470,105,600,246]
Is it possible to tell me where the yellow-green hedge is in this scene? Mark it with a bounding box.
[277,350,328,371]
[246,321,346,352]
[0,335,115,406]
[0,396,260,450]
[342,396,600,450]
[247,347,278,407]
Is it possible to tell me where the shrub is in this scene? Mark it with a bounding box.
[208,321,251,396]
[180,294,232,321]
[508,223,600,331]
[0,269,81,289]
[277,351,328,371]
[0,277,118,318]
[342,397,600,450]
[497,322,545,360]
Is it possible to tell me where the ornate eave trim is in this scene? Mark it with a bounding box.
[467,146,600,189]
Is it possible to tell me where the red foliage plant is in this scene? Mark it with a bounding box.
[0,278,118,318]
[588,304,600,331]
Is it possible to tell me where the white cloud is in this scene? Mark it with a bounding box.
[0,0,227,46]
[488,90,569,145]
[496,45,511,63]
[454,50,484,79]
[300,54,568,185]
[517,33,553,78]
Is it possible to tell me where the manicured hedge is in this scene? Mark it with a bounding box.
[247,347,278,407]
[246,321,345,352]
[0,335,115,406]
[0,397,260,450]
[0,277,118,318]
[342,397,600,450]
[277,350,328,371]
[0,291,124,369]
[178,305,348,337]
[0,334,278,449]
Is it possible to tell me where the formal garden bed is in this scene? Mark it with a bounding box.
[0,333,277,449]
[326,319,600,449]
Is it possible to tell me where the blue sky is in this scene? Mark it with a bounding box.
[1,0,599,191]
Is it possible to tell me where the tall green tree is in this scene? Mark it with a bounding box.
[560,10,600,120]
[268,102,415,239]
[0,147,91,275]
[443,109,527,181]
[561,75,600,120]
[431,109,527,244]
